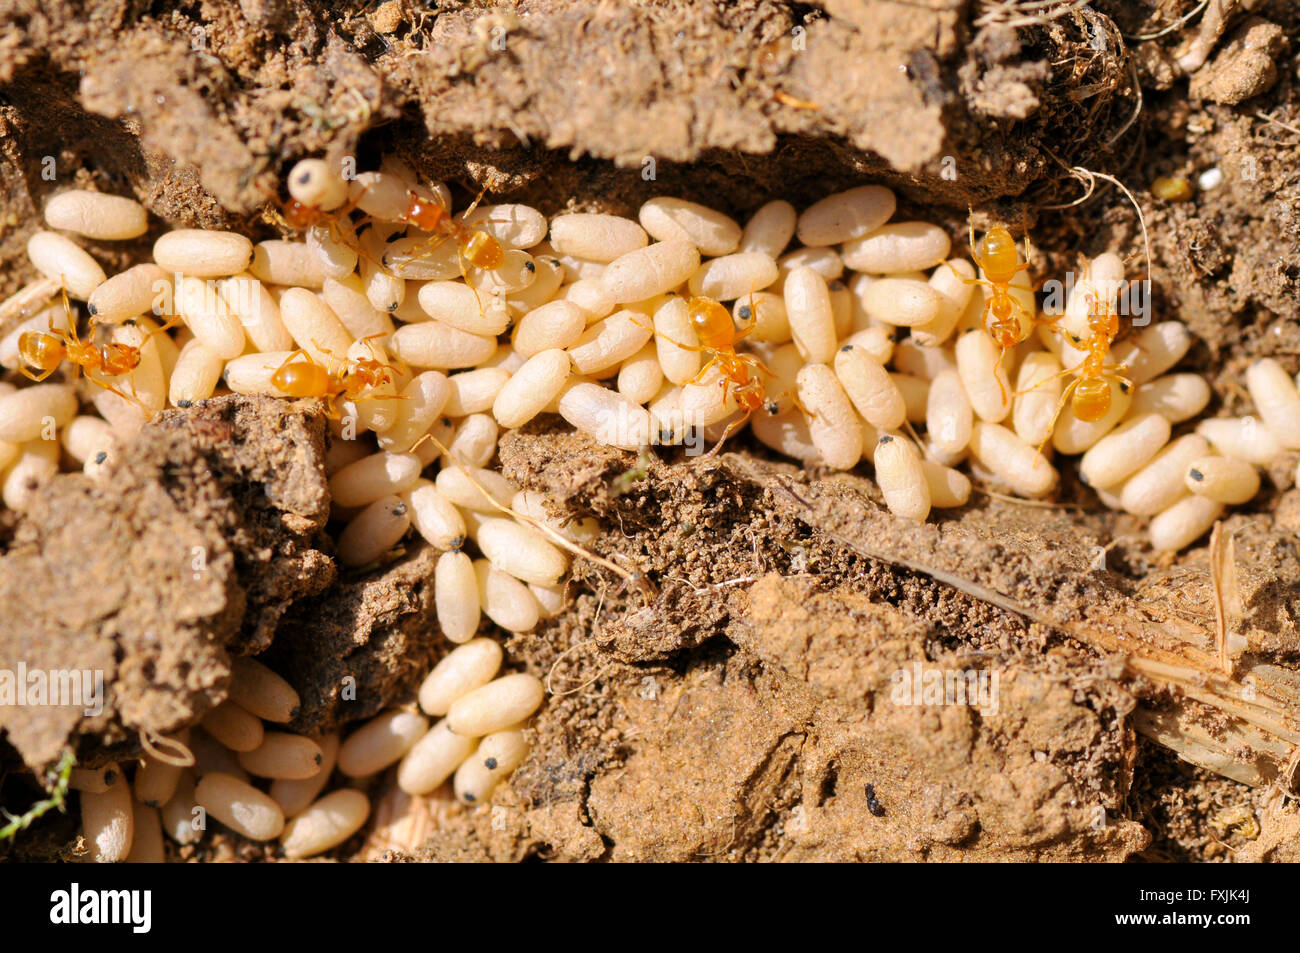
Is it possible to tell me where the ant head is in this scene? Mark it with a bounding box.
[282,199,317,230]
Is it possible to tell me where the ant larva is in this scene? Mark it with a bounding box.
[952,215,1049,399]
[18,288,168,407]
[270,334,403,418]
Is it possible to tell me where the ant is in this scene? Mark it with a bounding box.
[18,288,169,407]
[638,295,779,456]
[270,334,404,419]
[951,215,1053,400]
[385,182,504,278]
[1026,269,1134,454]
[274,198,370,261]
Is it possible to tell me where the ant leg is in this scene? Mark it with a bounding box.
[689,354,721,384]
[1036,377,1081,457]
[947,262,994,290]
[384,226,452,275]
[1101,365,1136,391]
[19,365,51,383]
[630,315,705,353]
[334,183,370,222]
[466,259,486,317]
[702,409,753,458]
[1031,307,1060,329]
[741,352,774,378]
[309,339,345,375]
[460,180,493,221]
[88,372,141,409]
[785,385,813,417]
[993,347,1012,404]
[272,348,314,378]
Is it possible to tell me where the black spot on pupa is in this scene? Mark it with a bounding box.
[449,536,465,551]
[392,502,408,516]
[314,753,323,764]
[878,434,894,444]
[1120,381,1131,394]
[386,302,399,312]
[177,399,192,408]
[463,792,476,802]
[295,170,312,185]
[104,769,118,786]
[1189,468,1203,482]
[524,261,536,273]
[86,302,98,315]
[840,344,853,352]
[94,451,107,464]
[738,305,752,321]
[484,757,499,770]
[765,402,779,415]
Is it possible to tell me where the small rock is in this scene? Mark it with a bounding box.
[1189,18,1287,105]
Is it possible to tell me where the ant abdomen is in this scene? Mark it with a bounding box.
[1071,376,1112,422]
[18,331,64,376]
[462,230,504,270]
[977,227,1022,284]
[272,360,331,399]
[686,296,734,350]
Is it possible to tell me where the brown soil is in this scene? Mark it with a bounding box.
[3,0,1300,862]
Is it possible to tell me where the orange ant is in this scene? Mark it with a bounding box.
[270,335,404,418]
[951,215,1053,399]
[1025,269,1134,454]
[18,288,170,407]
[637,295,780,456]
[385,182,504,277]
[269,187,374,264]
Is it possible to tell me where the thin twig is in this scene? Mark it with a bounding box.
[1122,0,1210,41]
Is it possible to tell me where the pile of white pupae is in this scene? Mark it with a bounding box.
[2,161,1297,860]
[71,645,538,861]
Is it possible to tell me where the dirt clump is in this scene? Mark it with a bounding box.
[0,395,333,778]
